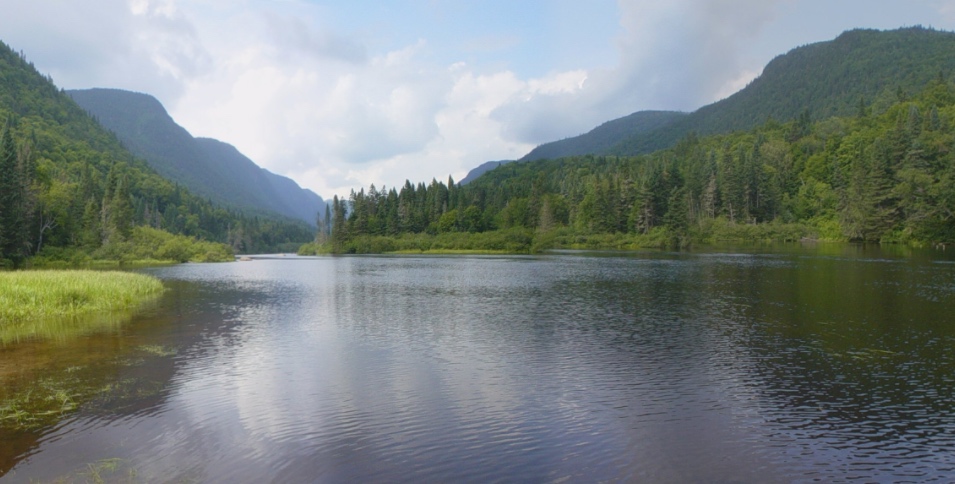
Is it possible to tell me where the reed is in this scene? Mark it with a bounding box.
[0,271,165,344]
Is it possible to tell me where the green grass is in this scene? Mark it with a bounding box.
[28,258,180,270]
[390,249,512,255]
[0,271,165,344]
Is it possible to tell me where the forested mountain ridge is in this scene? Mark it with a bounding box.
[313,74,955,253]
[504,27,955,168]
[0,40,312,265]
[460,111,687,185]
[609,27,955,157]
[459,160,510,185]
[520,110,687,162]
[67,88,326,226]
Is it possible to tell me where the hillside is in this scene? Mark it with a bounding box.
[520,110,686,161]
[68,88,325,226]
[459,160,509,185]
[0,40,311,264]
[461,111,687,184]
[192,137,325,225]
[608,27,955,156]
[488,26,955,173]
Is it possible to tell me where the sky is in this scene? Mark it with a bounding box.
[3,0,955,199]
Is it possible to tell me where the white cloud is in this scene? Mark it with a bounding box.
[0,0,210,102]
[1,0,608,198]
[489,0,786,146]
[260,12,367,64]
[939,0,955,22]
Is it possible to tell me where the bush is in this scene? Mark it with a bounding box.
[132,227,233,262]
[343,236,398,254]
[694,217,814,243]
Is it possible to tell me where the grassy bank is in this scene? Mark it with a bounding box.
[298,220,826,255]
[299,228,538,255]
[22,226,235,269]
[0,271,165,344]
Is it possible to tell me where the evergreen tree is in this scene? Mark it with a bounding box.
[0,121,19,262]
[0,119,35,265]
[331,195,347,251]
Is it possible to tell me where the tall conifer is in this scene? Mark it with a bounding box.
[0,120,22,263]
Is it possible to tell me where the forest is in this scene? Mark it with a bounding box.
[305,76,955,254]
[0,41,313,267]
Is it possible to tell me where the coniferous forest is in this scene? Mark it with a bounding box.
[307,75,955,254]
[0,41,313,267]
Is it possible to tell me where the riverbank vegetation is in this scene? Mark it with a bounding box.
[27,227,235,268]
[305,76,955,254]
[0,271,164,344]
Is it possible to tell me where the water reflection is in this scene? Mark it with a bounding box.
[2,248,955,482]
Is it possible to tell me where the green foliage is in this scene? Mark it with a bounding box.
[0,117,36,266]
[126,226,234,262]
[0,41,313,262]
[0,271,164,334]
[297,242,331,255]
[338,229,536,254]
[325,72,955,253]
[522,110,687,161]
[693,218,813,244]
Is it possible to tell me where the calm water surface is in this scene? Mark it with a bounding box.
[2,246,955,482]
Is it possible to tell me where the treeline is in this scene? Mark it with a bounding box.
[312,77,955,253]
[0,41,312,266]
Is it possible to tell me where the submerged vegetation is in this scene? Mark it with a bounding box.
[0,270,164,344]
[0,271,167,436]
[0,343,177,435]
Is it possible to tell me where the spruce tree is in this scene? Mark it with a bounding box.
[0,121,23,264]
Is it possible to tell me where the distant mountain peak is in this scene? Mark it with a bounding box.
[508,27,955,165]
[68,88,326,226]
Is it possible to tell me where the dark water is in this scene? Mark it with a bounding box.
[2,246,955,482]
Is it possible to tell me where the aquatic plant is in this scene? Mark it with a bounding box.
[0,270,165,344]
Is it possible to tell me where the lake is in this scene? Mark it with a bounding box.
[2,246,955,482]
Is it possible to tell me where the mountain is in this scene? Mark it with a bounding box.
[461,111,686,184]
[0,40,312,262]
[459,160,509,185]
[462,26,955,184]
[520,110,687,162]
[192,137,325,226]
[608,27,955,156]
[67,88,325,226]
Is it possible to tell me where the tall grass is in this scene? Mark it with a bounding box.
[0,271,165,344]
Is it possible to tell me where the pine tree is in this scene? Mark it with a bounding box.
[0,122,17,262]
[80,199,102,250]
[0,119,32,265]
[331,195,347,251]
[100,164,134,244]
[110,174,134,241]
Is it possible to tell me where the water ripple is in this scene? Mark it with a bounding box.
[4,253,955,482]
